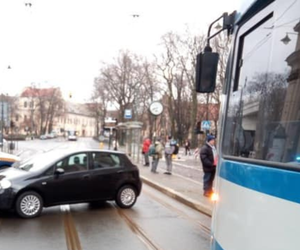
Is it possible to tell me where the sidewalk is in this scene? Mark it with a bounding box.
[137,161,213,216]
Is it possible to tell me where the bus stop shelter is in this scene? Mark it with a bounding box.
[116,121,143,164]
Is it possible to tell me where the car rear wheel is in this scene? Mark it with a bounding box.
[116,185,137,208]
[16,191,43,218]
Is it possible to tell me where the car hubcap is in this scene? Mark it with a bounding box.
[120,188,135,206]
[20,195,40,216]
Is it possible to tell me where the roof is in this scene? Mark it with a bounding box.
[65,102,93,116]
[20,87,60,98]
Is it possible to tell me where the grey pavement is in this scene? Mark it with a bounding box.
[123,145,214,216]
[136,159,213,216]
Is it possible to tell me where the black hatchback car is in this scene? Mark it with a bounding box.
[0,149,142,218]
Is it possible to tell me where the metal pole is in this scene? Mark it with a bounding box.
[154,116,157,142]
[30,107,34,140]
[1,95,3,152]
[206,93,209,135]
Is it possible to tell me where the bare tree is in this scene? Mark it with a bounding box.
[29,85,64,134]
[156,32,179,138]
[138,60,162,139]
[96,51,145,122]
[177,30,206,146]
[91,77,111,136]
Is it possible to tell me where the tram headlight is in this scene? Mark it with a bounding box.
[211,192,219,202]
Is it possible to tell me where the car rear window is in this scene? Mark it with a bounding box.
[92,152,122,169]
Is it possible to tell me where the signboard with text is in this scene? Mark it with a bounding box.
[124,109,132,119]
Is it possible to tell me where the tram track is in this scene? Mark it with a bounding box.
[114,204,163,250]
[61,203,164,250]
[61,205,82,250]
[143,188,211,238]
[58,185,209,250]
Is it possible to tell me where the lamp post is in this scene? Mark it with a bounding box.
[149,102,163,142]
[30,101,34,140]
[0,94,4,151]
[1,93,9,152]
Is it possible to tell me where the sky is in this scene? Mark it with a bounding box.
[0,0,241,103]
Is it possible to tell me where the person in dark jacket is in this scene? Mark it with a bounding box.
[200,134,218,197]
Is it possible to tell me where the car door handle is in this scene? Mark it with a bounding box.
[117,170,125,174]
[82,174,91,179]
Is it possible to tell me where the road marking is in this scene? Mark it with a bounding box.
[61,205,82,250]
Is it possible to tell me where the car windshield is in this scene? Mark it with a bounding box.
[14,151,59,172]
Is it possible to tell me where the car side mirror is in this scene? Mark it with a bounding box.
[55,168,65,175]
[195,50,219,93]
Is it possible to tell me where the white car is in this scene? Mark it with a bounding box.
[68,131,77,141]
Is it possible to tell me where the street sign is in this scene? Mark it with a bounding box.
[201,120,211,130]
[124,109,132,119]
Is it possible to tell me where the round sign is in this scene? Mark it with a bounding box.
[99,135,105,142]
[149,102,163,116]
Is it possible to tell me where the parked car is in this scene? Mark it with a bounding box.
[46,133,55,139]
[0,152,20,168]
[68,131,77,141]
[40,134,47,140]
[0,149,142,218]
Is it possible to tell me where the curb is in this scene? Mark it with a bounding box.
[140,175,212,217]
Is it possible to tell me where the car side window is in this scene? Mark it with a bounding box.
[63,153,88,173]
[92,152,121,169]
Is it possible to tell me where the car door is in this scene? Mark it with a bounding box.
[40,152,93,205]
[89,152,126,200]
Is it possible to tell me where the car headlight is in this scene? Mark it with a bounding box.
[0,179,12,189]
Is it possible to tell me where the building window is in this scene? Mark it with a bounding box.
[15,115,19,122]
[24,101,27,108]
[24,115,27,121]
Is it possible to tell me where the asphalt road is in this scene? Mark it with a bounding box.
[0,137,210,250]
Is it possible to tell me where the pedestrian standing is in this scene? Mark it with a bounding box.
[112,138,119,151]
[200,134,218,197]
[185,139,191,156]
[164,136,175,175]
[151,138,163,173]
[142,137,151,166]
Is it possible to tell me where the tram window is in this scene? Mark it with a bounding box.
[223,0,300,165]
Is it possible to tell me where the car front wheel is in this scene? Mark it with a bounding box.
[16,191,43,218]
[116,185,137,208]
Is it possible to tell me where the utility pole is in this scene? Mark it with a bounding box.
[0,94,3,151]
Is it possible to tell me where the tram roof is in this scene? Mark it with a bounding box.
[235,0,274,25]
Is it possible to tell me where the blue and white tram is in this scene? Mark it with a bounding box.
[197,0,300,249]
